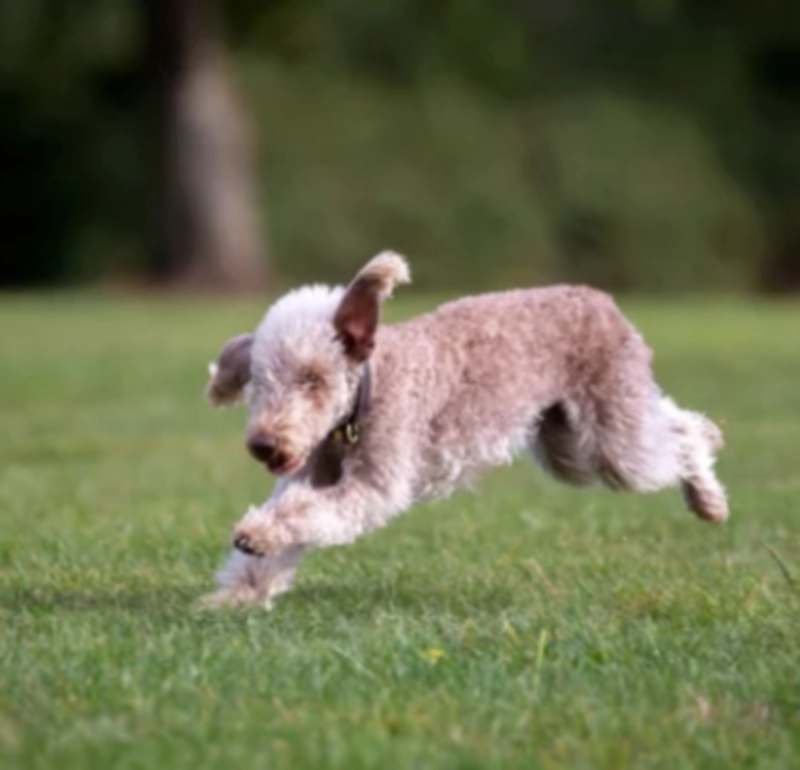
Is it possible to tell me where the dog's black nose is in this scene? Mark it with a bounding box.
[247,435,278,464]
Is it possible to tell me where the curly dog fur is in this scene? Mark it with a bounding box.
[200,252,728,608]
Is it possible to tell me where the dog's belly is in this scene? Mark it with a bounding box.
[415,428,528,501]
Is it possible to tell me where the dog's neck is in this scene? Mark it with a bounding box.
[305,363,372,488]
[331,362,372,447]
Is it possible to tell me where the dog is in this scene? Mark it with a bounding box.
[200,251,727,608]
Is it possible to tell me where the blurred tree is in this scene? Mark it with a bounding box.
[0,0,798,292]
[750,43,800,292]
[142,0,269,290]
[0,0,142,285]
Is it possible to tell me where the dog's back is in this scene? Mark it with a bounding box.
[369,285,651,496]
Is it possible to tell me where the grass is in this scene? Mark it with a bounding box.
[0,294,798,769]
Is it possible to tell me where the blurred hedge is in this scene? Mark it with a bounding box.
[0,0,798,292]
[247,64,763,292]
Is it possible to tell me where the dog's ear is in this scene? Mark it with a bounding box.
[333,251,411,362]
[206,334,254,407]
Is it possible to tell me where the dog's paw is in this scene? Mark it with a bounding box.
[193,588,275,611]
[193,590,238,611]
[230,505,273,556]
[232,515,291,557]
[232,501,312,556]
[681,477,729,523]
[232,526,268,556]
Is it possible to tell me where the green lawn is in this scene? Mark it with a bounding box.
[0,294,798,769]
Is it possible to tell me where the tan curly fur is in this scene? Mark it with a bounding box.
[199,251,728,609]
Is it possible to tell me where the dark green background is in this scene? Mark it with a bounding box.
[1,0,798,292]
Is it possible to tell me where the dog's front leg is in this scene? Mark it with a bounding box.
[198,544,306,609]
[232,476,407,557]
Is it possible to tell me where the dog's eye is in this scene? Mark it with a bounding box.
[298,370,324,389]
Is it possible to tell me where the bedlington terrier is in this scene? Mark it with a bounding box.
[200,251,727,608]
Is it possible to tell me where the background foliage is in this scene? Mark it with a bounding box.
[0,0,798,291]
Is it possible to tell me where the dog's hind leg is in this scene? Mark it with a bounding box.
[593,390,728,522]
[660,397,728,522]
[528,401,598,487]
[528,386,728,522]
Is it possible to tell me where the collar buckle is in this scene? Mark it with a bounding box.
[343,422,359,445]
[330,363,371,448]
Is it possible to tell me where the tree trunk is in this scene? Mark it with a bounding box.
[144,0,269,291]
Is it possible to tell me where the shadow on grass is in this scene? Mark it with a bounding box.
[0,585,200,614]
[288,578,521,617]
[1,573,523,619]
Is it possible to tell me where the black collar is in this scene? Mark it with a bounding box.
[330,363,371,447]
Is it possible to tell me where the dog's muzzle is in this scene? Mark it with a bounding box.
[247,435,299,474]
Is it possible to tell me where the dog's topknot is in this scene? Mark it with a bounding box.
[353,251,411,300]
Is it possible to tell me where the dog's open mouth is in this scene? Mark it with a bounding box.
[267,455,302,476]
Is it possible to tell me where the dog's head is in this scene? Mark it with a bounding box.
[207,251,410,475]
